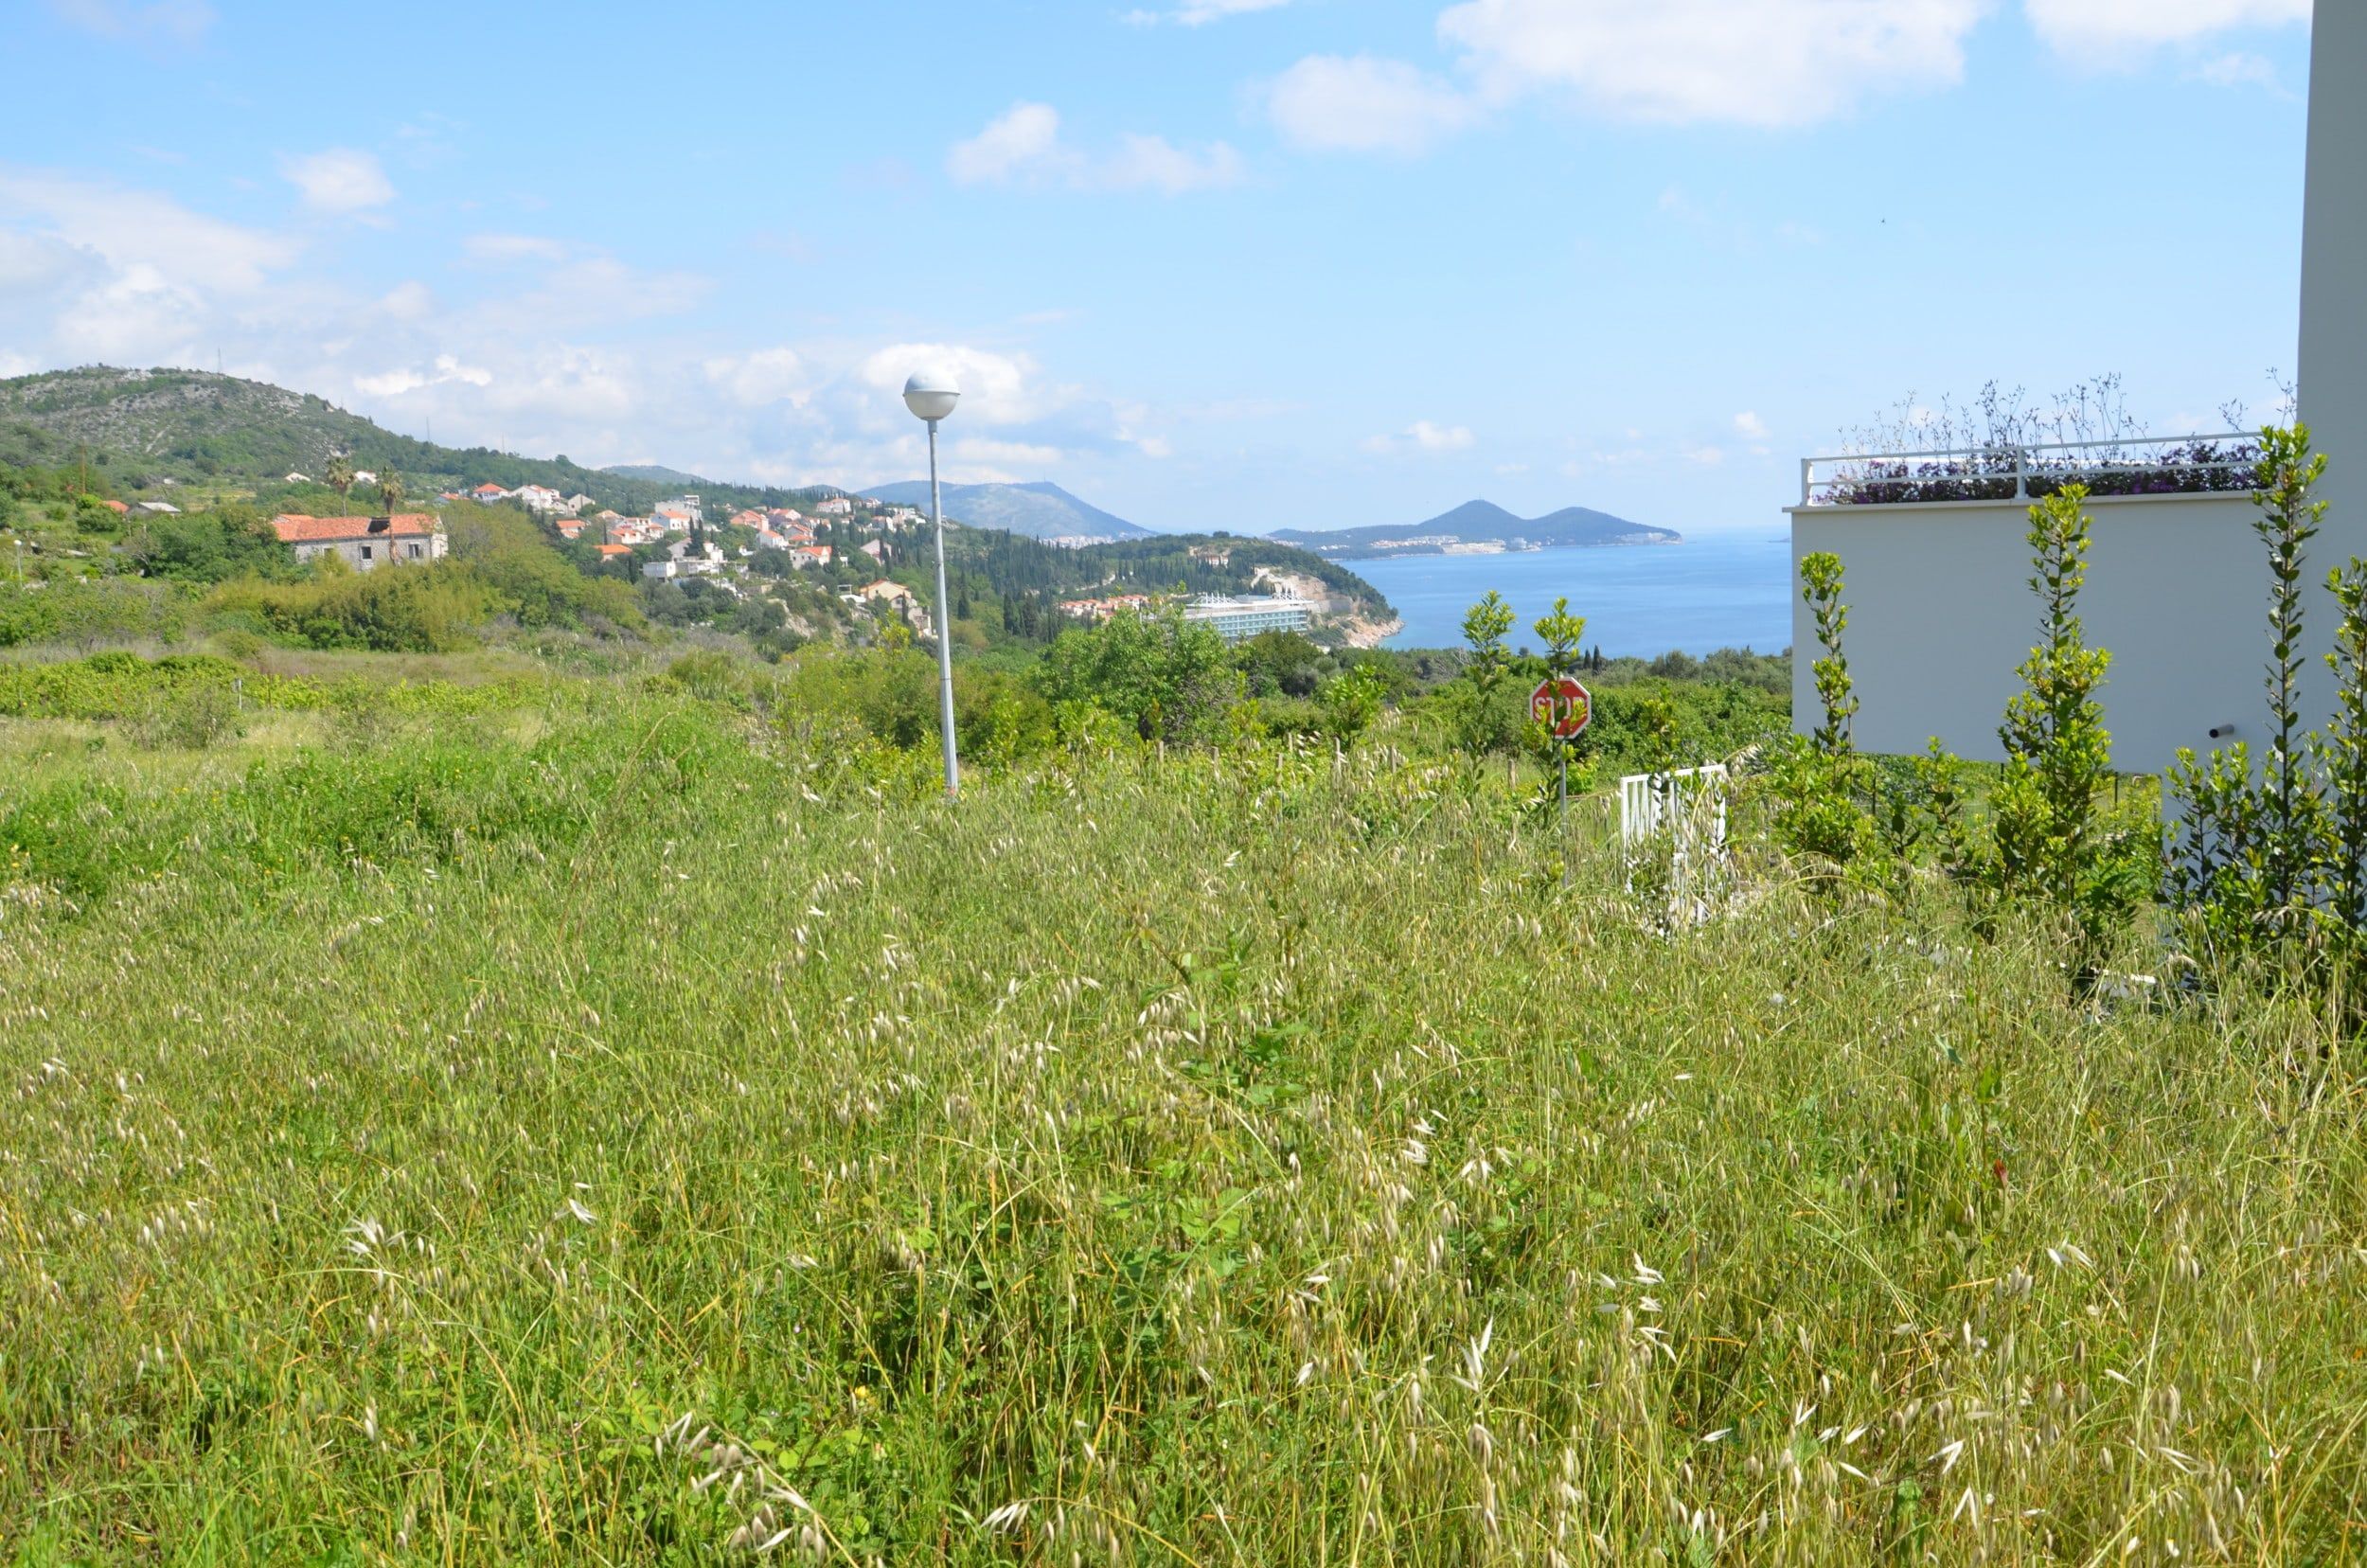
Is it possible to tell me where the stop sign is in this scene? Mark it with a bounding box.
[1531,675,1593,740]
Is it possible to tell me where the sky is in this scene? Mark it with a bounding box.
[0,0,2318,535]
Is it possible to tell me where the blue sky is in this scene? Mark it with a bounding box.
[0,0,2316,534]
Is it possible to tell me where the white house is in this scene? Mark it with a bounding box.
[514,485,566,512]
[271,513,446,570]
[1787,0,2358,775]
[644,539,730,580]
[815,497,855,516]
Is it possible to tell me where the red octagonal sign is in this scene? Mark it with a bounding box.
[1531,675,1593,740]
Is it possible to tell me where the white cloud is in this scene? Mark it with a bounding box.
[377,280,436,320]
[507,257,709,328]
[1435,0,1992,128]
[464,234,572,263]
[2191,50,2287,90]
[949,104,1241,192]
[0,167,1172,494]
[352,354,492,399]
[1364,419,1476,454]
[280,149,395,214]
[1129,0,1290,22]
[1105,135,1245,194]
[858,343,1054,428]
[0,230,85,294]
[1266,55,1478,153]
[952,437,1067,469]
[0,168,297,292]
[45,0,214,45]
[704,347,810,407]
[949,103,1072,185]
[2024,0,2308,52]
[1734,411,1771,440]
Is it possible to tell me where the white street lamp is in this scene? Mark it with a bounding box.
[903,370,962,797]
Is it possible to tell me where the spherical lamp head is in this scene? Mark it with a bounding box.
[902,371,960,423]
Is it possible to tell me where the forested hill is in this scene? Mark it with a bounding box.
[939,529,1393,631]
[1272,499,1679,559]
[0,366,843,518]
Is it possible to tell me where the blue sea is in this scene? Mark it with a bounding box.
[1353,534,1794,656]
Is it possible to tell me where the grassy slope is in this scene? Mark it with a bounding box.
[1,698,2362,1563]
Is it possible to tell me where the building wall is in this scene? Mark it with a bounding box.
[1789,493,2264,773]
[1187,604,1312,643]
[294,534,445,571]
[1789,0,2342,775]
[2302,0,2364,556]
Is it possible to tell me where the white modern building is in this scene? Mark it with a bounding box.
[1789,0,2356,775]
[1183,595,1314,643]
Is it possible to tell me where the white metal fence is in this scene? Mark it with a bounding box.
[1620,765,1733,926]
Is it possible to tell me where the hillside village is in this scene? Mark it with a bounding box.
[397,482,950,640]
[246,472,1357,649]
[0,365,1406,655]
[239,473,1365,651]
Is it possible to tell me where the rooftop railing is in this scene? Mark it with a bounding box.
[1800,434,2260,508]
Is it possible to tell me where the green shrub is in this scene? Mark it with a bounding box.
[1038,609,1242,744]
[128,682,243,751]
[205,561,495,652]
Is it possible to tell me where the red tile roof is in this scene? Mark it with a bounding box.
[270,513,438,543]
[594,543,632,557]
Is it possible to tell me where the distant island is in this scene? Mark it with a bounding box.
[1271,499,1680,561]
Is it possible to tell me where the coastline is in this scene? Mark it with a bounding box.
[1297,535,1684,564]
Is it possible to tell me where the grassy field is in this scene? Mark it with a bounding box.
[2,687,2363,1564]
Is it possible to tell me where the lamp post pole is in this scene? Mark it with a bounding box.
[903,370,964,800]
[928,416,958,798]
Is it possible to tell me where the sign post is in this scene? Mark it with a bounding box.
[1531,675,1593,876]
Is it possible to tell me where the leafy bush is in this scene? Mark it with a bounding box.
[1762,552,1874,868]
[0,578,189,650]
[2166,426,2367,989]
[205,561,496,652]
[0,650,539,723]
[1037,609,1242,744]
[129,508,298,583]
[1318,664,1387,746]
[127,681,243,751]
